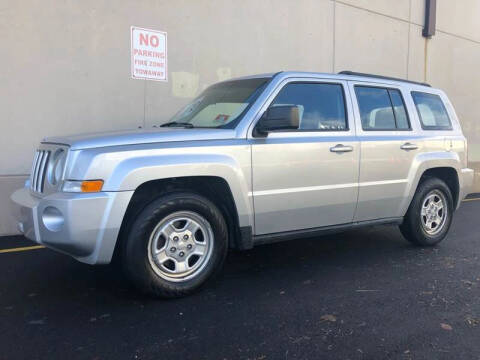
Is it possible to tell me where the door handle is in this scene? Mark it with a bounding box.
[330,144,353,153]
[400,142,418,151]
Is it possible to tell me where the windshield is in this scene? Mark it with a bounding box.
[167,77,269,128]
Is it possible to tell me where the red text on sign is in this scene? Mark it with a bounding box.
[139,33,160,47]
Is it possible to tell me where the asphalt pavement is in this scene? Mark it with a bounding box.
[1,199,480,360]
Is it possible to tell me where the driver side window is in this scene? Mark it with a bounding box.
[268,82,348,131]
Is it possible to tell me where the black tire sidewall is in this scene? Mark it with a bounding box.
[402,178,454,246]
[123,192,228,297]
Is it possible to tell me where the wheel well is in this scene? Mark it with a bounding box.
[419,167,459,206]
[113,176,241,261]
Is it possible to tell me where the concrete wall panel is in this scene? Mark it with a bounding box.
[0,176,28,235]
[410,0,480,42]
[0,0,145,175]
[145,0,334,127]
[334,3,409,77]
[407,24,426,82]
[337,0,410,21]
[436,0,480,42]
[426,31,480,189]
[410,0,426,26]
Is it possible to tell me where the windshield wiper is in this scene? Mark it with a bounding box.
[160,121,194,128]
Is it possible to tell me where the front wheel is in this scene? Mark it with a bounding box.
[122,192,228,298]
[400,177,454,246]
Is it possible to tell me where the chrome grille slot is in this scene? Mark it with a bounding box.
[30,150,51,193]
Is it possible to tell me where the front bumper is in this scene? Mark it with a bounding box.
[11,187,133,264]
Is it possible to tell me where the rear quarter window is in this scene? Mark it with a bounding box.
[411,91,452,130]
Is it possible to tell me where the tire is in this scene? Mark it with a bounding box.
[400,177,454,246]
[122,192,228,298]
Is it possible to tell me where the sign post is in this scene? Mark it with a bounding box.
[131,26,167,81]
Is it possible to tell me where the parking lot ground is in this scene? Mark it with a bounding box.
[1,200,480,360]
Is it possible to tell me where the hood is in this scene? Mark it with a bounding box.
[43,127,237,150]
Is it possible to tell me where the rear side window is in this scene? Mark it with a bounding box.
[411,91,452,130]
[270,83,348,131]
[355,86,410,130]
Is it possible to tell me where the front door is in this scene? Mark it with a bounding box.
[250,79,360,235]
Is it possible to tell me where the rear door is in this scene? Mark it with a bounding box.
[348,81,422,221]
[250,78,360,235]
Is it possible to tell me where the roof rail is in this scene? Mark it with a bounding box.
[338,71,431,87]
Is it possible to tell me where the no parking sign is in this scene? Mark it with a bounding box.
[131,26,167,81]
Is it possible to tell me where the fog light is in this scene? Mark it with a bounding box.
[42,206,64,232]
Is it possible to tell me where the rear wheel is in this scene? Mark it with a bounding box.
[122,192,228,298]
[400,177,454,246]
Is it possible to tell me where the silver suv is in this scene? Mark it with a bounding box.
[11,71,474,297]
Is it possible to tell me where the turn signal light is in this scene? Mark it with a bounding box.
[80,180,104,193]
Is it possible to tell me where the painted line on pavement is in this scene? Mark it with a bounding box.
[0,245,45,254]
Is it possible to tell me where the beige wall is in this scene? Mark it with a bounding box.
[1,0,480,235]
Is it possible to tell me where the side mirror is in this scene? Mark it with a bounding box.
[254,105,300,137]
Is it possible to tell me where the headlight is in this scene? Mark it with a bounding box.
[63,180,104,193]
[48,148,67,186]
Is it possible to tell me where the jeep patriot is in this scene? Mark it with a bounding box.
[11,71,474,297]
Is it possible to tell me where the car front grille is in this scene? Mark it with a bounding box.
[30,150,51,193]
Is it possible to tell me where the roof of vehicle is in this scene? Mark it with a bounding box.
[230,71,433,89]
